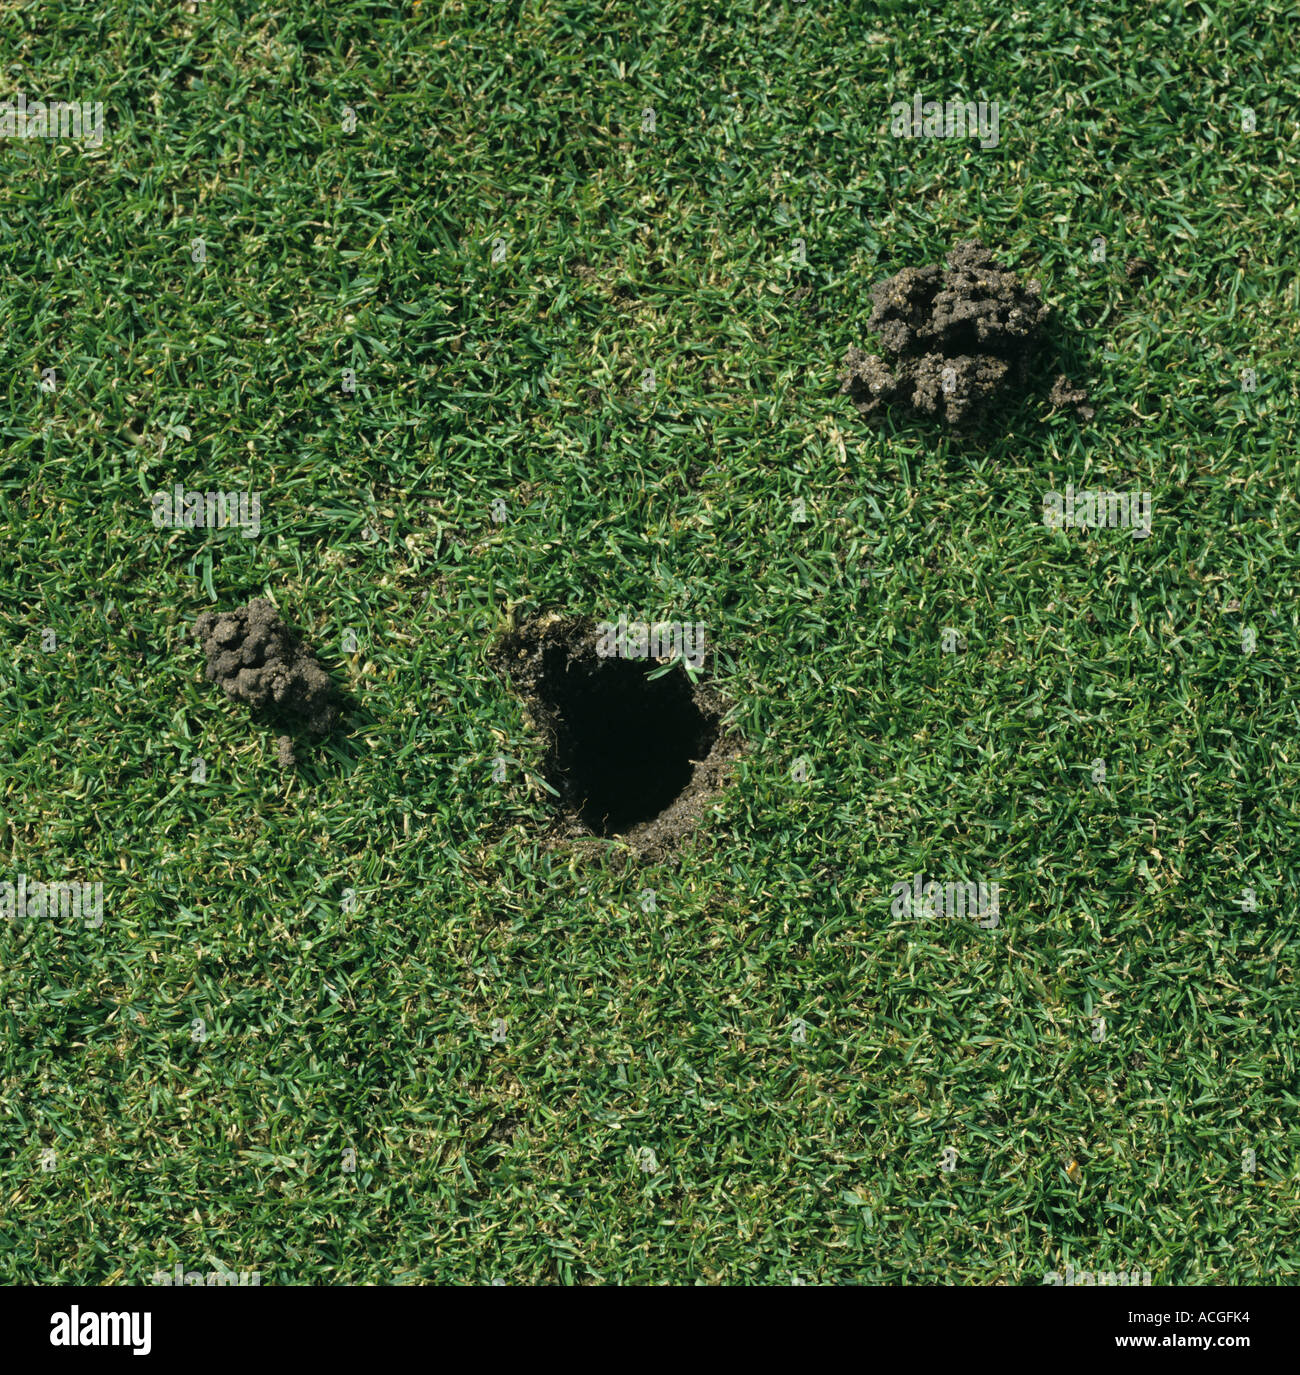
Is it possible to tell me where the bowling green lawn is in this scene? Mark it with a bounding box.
[1,0,1297,1283]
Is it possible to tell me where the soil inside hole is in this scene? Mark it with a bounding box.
[492,613,739,853]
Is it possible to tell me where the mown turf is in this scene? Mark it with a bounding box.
[1,0,1297,1285]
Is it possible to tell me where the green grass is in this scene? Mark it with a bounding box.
[1,0,1297,1285]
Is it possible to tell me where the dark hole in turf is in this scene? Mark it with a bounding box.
[537,642,720,835]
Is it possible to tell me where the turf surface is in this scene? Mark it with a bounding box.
[1,0,1297,1285]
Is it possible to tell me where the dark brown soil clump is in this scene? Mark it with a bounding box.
[839,240,1087,427]
[193,598,340,755]
[1048,374,1096,422]
[491,613,741,859]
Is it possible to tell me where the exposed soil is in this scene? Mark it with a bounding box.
[839,239,1091,426]
[1048,373,1096,422]
[192,598,340,763]
[492,613,741,859]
